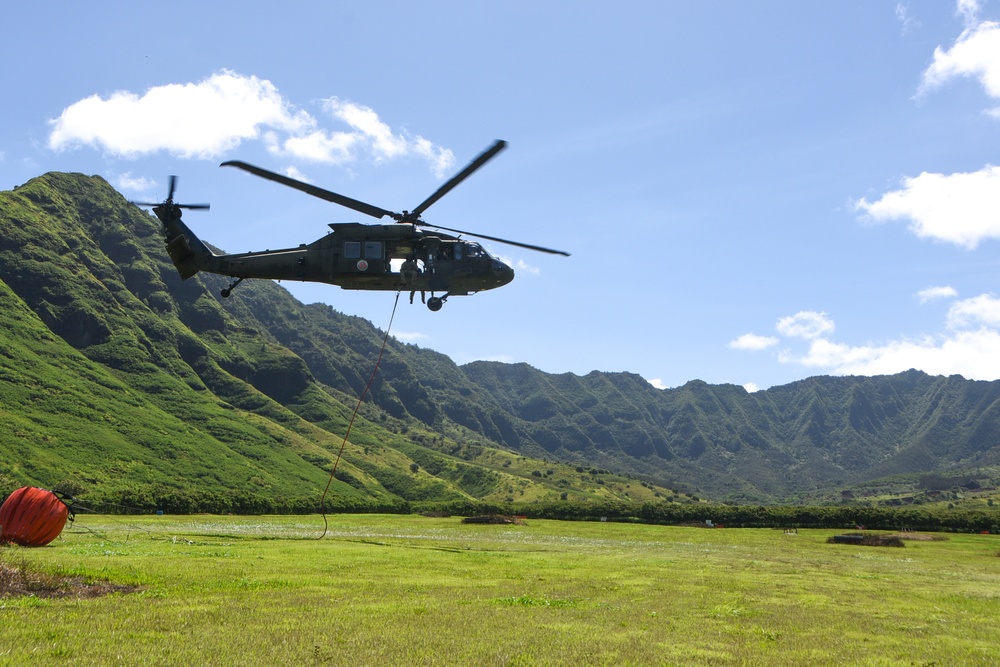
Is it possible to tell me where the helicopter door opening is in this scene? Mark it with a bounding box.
[364,241,385,272]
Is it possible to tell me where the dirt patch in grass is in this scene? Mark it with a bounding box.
[0,556,140,599]
[461,515,526,525]
[827,533,905,547]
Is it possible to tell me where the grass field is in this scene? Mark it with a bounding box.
[1,514,998,666]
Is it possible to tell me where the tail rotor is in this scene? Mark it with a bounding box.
[132,176,210,213]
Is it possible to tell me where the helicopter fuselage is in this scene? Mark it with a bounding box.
[156,208,514,305]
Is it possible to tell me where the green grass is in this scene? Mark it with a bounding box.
[2,515,998,666]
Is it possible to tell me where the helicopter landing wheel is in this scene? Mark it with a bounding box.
[427,296,444,312]
[221,276,245,298]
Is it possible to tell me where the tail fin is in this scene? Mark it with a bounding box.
[154,205,215,280]
[133,176,213,280]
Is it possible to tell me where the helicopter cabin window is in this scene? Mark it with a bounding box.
[365,242,383,259]
[344,241,361,259]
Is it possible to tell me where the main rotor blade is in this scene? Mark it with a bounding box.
[221,160,397,220]
[409,140,507,220]
[430,223,570,256]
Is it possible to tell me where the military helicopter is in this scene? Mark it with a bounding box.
[137,140,568,311]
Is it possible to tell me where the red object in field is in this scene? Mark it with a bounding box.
[0,486,69,547]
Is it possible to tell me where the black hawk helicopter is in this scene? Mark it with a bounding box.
[137,140,568,311]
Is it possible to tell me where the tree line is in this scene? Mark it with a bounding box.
[38,488,996,533]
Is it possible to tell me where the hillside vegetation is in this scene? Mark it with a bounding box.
[1,172,998,511]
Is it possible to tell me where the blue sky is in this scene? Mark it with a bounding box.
[3,1,1000,391]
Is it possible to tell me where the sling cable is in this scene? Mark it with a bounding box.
[318,291,402,539]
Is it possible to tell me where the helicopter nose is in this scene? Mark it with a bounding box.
[493,260,514,286]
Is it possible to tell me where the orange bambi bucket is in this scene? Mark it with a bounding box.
[0,486,70,547]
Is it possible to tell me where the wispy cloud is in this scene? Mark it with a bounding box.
[47,70,453,176]
[727,333,779,351]
[454,353,516,365]
[497,255,541,276]
[114,172,156,192]
[957,0,983,27]
[775,311,835,339]
[391,331,429,343]
[916,285,958,303]
[895,3,920,33]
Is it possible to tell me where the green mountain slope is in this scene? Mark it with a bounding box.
[1,172,998,510]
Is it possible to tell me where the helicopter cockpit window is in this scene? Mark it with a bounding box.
[465,243,487,258]
[365,242,383,259]
[344,241,361,259]
[437,244,455,260]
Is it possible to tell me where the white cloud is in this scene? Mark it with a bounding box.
[283,166,312,183]
[48,70,313,158]
[647,378,668,389]
[918,16,1000,115]
[325,98,409,161]
[916,285,958,303]
[742,382,761,393]
[114,172,156,192]
[277,130,358,164]
[776,311,835,339]
[262,97,454,175]
[854,166,1000,248]
[728,333,779,351]
[766,294,1000,381]
[322,98,455,177]
[411,136,457,180]
[46,71,454,176]
[946,293,1000,328]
